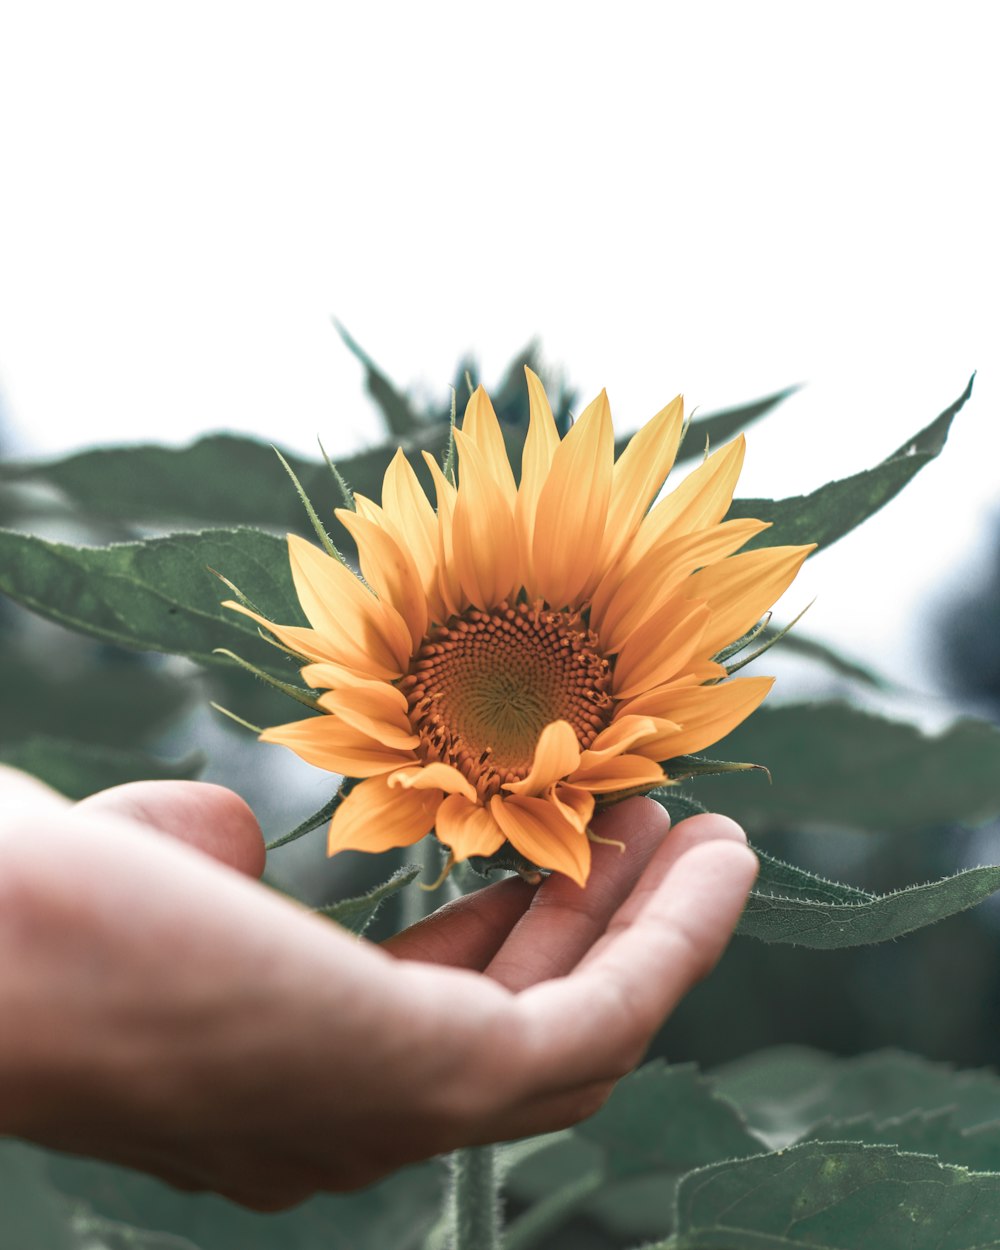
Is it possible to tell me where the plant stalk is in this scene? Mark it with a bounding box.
[447,1145,502,1250]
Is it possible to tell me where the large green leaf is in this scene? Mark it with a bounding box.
[711,1047,1000,1149]
[0,1141,77,1250]
[740,850,1000,947]
[727,374,974,551]
[0,736,203,799]
[504,1063,763,1247]
[669,385,802,466]
[691,701,1000,835]
[0,435,430,531]
[0,527,303,678]
[663,1142,1000,1250]
[42,1144,441,1250]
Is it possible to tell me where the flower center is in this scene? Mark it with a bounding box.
[401,599,614,801]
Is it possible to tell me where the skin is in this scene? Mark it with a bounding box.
[0,764,757,1211]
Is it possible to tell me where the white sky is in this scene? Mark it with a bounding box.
[1,2,998,690]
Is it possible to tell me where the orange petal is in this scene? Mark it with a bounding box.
[578,714,676,770]
[615,664,729,718]
[462,386,517,508]
[685,544,815,658]
[567,753,666,794]
[335,508,428,651]
[287,533,411,676]
[435,794,505,861]
[327,773,440,856]
[503,720,582,796]
[381,449,442,613]
[222,600,362,669]
[490,793,592,887]
[451,428,519,610]
[631,676,775,761]
[261,713,416,777]
[422,451,464,619]
[317,684,420,751]
[599,395,685,573]
[627,436,747,571]
[389,762,478,803]
[299,662,390,691]
[592,517,770,651]
[549,782,595,833]
[612,602,712,698]
[516,367,561,586]
[532,389,614,607]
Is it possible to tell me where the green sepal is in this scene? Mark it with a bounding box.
[212,647,321,712]
[265,780,356,851]
[713,615,771,664]
[316,865,421,937]
[466,842,546,881]
[664,755,770,783]
[271,445,346,564]
[317,436,357,511]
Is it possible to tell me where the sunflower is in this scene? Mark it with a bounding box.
[225,372,812,886]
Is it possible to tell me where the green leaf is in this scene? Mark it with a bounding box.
[0,434,441,532]
[317,864,421,936]
[0,1141,78,1250]
[0,527,304,678]
[0,736,203,799]
[764,629,890,688]
[0,654,194,749]
[674,385,802,465]
[691,702,1000,835]
[740,851,1000,947]
[333,320,425,438]
[727,373,975,551]
[43,1144,441,1250]
[266,785,349,851]
[711,1047,1000,1149]
[664,1141,1000,1250]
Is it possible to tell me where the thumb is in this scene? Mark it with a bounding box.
[76,780,266,878]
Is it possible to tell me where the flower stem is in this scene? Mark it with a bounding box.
[447,1145,502,1250]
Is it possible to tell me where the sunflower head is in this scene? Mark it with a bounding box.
[225,372,813,887]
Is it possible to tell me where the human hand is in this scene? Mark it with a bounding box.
[0,767,756,1210]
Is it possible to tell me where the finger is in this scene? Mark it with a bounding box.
[514,837,758,1093]
[485,797,671,991]
[76,781,266,877]
[383,875,537,969]
[584,811,748,942]
[0,764,69,816]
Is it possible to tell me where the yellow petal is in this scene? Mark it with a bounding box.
[631,676,775,761]
[615,664,729,718]
[299,662,390,691]
[381,449,441,612]
[598,395,685,573]
[490,793,592,887]
[549,782,595,833]
[287,533,411,676]
[503,719,582,796]
[451,428,519,610]
[577,714,677,770]
[335,507,428,651]
[567,753,666,794]
[422,451,464,618]
[685,544,815,658]
[532,389,614,607]
[261,713,416,777]
[389,762,478,803]
[516,367,561,585]
[626,436,746,571]
[591,518,770,652]
[462,386,517,508]
[435,794,505,861]
[327,773,439,856]
[222,600,363,669]
[317,684,420,751]
[612,602,712,698]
